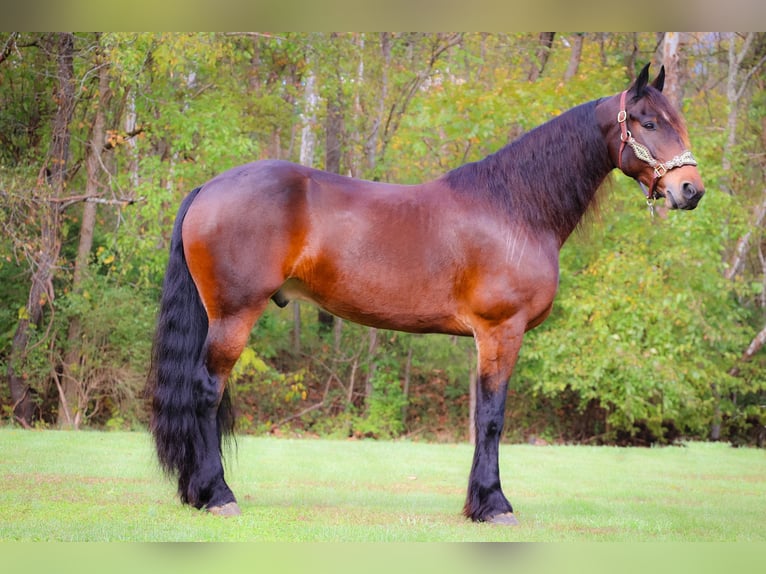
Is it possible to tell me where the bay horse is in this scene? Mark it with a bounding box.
[147,64,704,524]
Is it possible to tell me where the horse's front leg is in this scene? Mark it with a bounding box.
[464,320,525,524]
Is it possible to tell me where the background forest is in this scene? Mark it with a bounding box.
[1,32,764,446]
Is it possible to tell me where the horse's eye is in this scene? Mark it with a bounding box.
[642,121,656,130]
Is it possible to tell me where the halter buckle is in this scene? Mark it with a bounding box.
[653,164,667,178]
[617,110,627,123]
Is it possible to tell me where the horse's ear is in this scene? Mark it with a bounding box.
[632,63,651,98]
[652,65,665,92]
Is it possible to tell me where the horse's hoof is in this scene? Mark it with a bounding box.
[208,502,241,516]
[487,512,519,525]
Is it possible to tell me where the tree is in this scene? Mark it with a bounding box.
[563,33,585,81]
[528,32,556,81]
[292,38,320,356]
[660,32,683,111]
[58,35,112,428]
[0,32,763,444]
[6,33,75,427]
[319,33,344,337]
[712,33,766,442]
[722,33,766,176]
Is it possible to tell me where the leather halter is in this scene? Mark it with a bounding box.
[617,90,697,202]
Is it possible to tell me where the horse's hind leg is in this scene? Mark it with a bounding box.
[187,306,264,516]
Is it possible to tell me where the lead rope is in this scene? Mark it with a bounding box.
[646,195,656,217]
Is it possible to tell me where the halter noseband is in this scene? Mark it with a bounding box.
[617,90,697,204]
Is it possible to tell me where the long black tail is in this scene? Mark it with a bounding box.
[146,187,235,504]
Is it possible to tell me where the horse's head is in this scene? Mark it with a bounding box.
[609,64,705,210]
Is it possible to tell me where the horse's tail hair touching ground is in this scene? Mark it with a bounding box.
[146,187,235,505]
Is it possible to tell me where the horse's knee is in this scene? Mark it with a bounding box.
[483,419,503,439]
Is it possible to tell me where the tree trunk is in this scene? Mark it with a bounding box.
[402,342,413,426]
[715,33,766,440]
[721,321,766,437]
[350,33,365,178]
[333,315,344,355]
[528,32,555,82]
[364,32,391,174]
[660,32,683,111]
[721,33,766,177]
[626,33,639,82]
[364,33,462,176]
[729,323,766,378]
[47,33,76,186]
[6,33,75,428]
[299,68,318,167]
[722,33,746,175]
[725,189,766,281]
[292,45,320,355]
[325,34,344,178]
[288,301,301,357]
[364,327,379,409]
[58,38,111,428]
[125,89,139,190]
[563,33,584,81]
[317,49,343,334]
[760,237,766,309]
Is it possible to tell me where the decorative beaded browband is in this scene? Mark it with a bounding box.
[617,90,697,202]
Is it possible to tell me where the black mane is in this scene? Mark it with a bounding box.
[443,100,613,242]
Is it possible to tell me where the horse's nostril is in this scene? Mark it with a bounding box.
[682,181,697,200]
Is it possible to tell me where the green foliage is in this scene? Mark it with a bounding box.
[352,356,408,439]
[516,182,751,442]
[228,343,308,434]
[52,273,155,427]
[0,35,55,165]
[1,32,764,444]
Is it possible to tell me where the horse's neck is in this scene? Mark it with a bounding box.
[497,100,614,242]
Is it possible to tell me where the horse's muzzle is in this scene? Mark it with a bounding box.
[667,180,704,210]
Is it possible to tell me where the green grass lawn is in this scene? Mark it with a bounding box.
[0,429,764,542]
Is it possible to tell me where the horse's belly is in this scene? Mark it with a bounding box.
[276,278,472,336]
